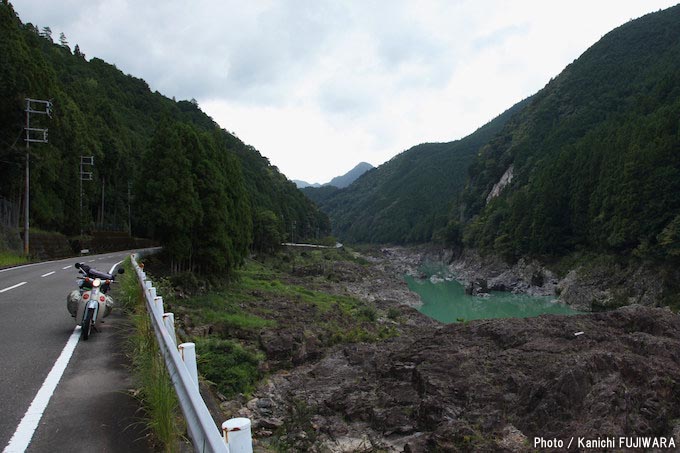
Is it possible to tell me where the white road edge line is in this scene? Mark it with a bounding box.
[2,327,80,453]
[109,260,124,275]
[0,282,27,293]
[1,257,127,452]
[40,271,55,278]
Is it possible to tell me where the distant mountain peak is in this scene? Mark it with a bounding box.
[294,180,322,188]
[327,162,374,188]
[294,162,374,189]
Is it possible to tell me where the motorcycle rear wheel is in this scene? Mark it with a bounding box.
[81,307,94,341]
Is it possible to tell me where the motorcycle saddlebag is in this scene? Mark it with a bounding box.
[103,295,113,317]
[67,290,80,316]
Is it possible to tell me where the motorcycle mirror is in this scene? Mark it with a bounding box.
[75,262,81,269]
[118,268,125,274]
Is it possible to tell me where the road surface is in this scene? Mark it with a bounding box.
[0,251,150,452]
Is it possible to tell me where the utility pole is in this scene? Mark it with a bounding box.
[100,176,105,228]
[80,156,94,237]
[23,98,52,255]
[127,180,132,236]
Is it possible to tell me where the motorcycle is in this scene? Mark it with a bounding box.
[66,262,124,340]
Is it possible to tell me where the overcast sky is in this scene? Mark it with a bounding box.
[10,1,679,183]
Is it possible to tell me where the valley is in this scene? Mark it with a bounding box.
[151,245,680,451]
[3,1,680,451]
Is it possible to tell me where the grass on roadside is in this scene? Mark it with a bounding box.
[0,251,30,267]
[118,258,184,452]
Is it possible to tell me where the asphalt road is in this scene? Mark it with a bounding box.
[0,251,150,452]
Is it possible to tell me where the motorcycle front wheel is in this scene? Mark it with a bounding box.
[81,307,94,341]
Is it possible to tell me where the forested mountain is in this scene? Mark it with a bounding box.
[0,1,328,272]
[305,4,680,263]
[327,162,374,188]
[306,100,527,243]
[459,4,680,260]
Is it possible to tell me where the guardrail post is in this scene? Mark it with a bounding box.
[163,313,177,345]
[154,296,164,315]
[178,342,199,389]
[222,418,253,453]
[148,286,157,300]
[131,252,229,452]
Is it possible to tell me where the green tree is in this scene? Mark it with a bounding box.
[0,1,328,263]
[658,215,680,257]
[40,26,51,41]
[181,124,251,274]
[73,44,84,59]
[136,120,201,272]
[252,209,282,253]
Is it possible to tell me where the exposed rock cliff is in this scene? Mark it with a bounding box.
[486,164,514,204]
[449,250,558,297]
[445,249,676,311]
[556,260,671,311]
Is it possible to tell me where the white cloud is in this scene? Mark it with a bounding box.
[10,0,679,183]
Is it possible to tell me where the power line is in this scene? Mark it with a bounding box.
[80,155,94,238]
[23,97,52,255]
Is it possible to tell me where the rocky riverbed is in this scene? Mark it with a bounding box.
[244,304,680,452]
[204,247,680,452]
[374,246,679,312]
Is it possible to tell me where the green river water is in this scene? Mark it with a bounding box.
[405,267,579,323]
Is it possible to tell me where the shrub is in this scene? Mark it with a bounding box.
[195,337,263,397]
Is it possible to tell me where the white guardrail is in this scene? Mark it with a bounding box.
[130,254,253,453]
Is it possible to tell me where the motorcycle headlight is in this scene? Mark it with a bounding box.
[92,278,101,288]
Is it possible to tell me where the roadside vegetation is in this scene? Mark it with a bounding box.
[148,246,398,400]
[116,258,184,452]
[0,250,29,267]
[0,225,28,267]
[104,225,411,452]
